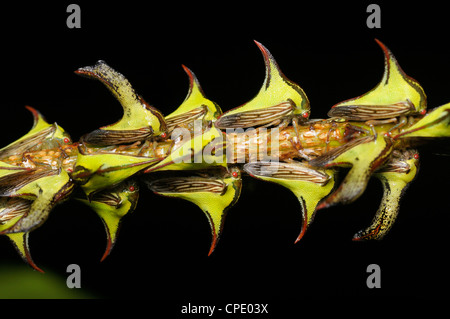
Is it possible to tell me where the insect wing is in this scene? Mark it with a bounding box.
[215,102,293,129]
[327,101,414,121]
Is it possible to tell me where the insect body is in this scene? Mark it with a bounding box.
[148,167,242,256]
[328,39,427,121]
[164,65,222,134]
[0,108,75,272]
[75,60,167,146]
[215,41,310,130]
[76,179,140,261]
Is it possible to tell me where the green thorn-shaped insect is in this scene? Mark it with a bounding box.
[0,106,72,159]
[0,168,73,273]
[215,41,310,129]
[148,167,242,255]
[328,39,427,121]
[75,60,167,146]
[164,65,222,134]
[76,179,139,261]
[0,108,74,272]
[244,161,335,243]
[353,149,419,241]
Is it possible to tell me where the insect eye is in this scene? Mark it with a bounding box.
[161,132,167,139]
[64,138,70,143]
[302,112,309,119]
[129,185,135,192]
[414,153,419,159]
[232,171,238,178]
[420,109,427,115]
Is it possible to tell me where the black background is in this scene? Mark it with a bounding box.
[1,0,450,308]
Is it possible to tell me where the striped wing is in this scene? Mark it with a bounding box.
[0,126,55,159]
[0,168,58,197]
[215,102,294,129]
[328,101,415,121]
[376,153,412,174]
[244,161,331,185]
[90,191,122,207]
[165,106,207,132]
[0,198,31,225]
[82,127,153,146]
[149,177,226,194]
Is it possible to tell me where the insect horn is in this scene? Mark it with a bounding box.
[148,167,242,255]
[76,179,140,261]
[6,232,44,273]
[75,60,167,145]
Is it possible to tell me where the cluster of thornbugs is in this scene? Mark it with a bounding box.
[0,39,449,272]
